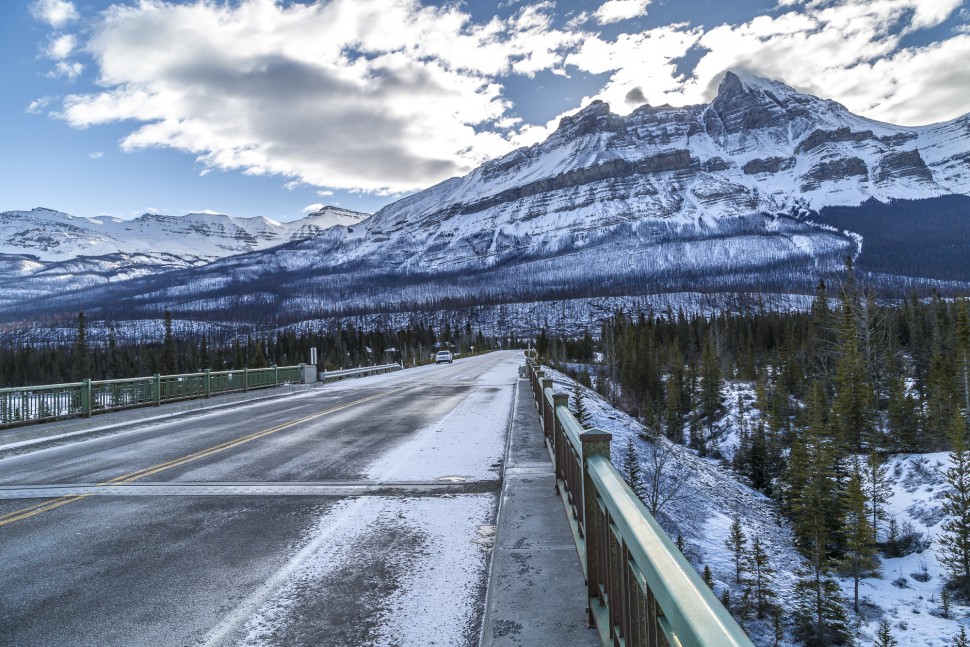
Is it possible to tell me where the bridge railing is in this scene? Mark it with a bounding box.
[318,363,402,383]
[525,358,753,647]
[0,365,306,429]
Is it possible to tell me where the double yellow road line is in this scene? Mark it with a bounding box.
[0,385,410,528]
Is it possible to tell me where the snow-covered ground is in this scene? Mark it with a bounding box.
[539,365,970,646]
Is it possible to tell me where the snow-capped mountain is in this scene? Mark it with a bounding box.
[0,206,368,263]
[340,71,968,272]
[2,71,968,325]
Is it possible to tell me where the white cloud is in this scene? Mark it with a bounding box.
[56,0,581,194]
[566,0,969,125]
[594,0,651,25]
[30,0,79,28]
[46,33,76,60]
[49,60,84,79]
[40,0,970,198]
[302,203,325,213]
[89,151,103,159]
[26,96,53,114]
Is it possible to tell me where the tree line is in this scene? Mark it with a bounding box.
[0,311,510,387]
[542,270,970,646]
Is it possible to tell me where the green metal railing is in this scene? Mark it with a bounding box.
[525,358,754,647]
[318,363,403,383]
[0,365,305,429]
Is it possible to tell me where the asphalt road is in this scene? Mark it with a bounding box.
[0,351,520,647]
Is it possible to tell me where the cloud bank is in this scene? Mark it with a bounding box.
[35,0,970,195]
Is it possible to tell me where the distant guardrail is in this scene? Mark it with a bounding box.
[318,363,402,383]
[0,365,306,430]
[525,358,754,647]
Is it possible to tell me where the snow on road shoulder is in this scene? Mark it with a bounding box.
[235,494,495,647]
[365,384,514,482]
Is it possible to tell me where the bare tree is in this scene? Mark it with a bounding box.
[641,437,696,518]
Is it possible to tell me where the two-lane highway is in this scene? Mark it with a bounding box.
[0,351,521,647]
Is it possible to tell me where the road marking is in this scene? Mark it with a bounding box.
[0,479,501,498]
[0,385,412,528]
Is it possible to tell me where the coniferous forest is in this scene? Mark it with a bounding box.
[0,312,507,388]
[538,273,970,645]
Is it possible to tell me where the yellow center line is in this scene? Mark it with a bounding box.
[0,385,411,528]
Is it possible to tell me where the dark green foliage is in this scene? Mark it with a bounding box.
[620,439,644,500]
[571,381,592,429]
[872,619,897,647]
[1,319,502,387]
[941,410,970,594]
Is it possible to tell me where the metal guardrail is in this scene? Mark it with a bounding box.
[525,359,754,647]
[318,363,402,383]
[0,365,305,429]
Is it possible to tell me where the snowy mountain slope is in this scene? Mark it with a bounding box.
[544,365,970,646]
[1,71,968,324]
[0,206,369,262]
[0,206,369,311]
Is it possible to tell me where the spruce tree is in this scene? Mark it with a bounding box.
[725,515,748,585]
[621,439,644,501]
[955,626,970,647]
[940,409,970,594]
[571,381,592,429]
[865,451,890,538]
[872,620,897,647]
[832,291,873,452]
[840,466,879,613]
[749,535,777,619]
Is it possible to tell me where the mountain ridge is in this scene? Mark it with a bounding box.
[2,71,969,327]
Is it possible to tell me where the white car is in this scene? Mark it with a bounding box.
[435,351,453,364]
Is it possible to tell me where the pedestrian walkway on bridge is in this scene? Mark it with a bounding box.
[482,375,598,646]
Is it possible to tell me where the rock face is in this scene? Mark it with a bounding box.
[2,71,969,322]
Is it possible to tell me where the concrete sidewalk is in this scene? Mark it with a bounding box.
[481,378,598,646]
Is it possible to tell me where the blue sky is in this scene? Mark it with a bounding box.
[2,0,968,222]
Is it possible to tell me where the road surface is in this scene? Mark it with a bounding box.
[0,351,521,647]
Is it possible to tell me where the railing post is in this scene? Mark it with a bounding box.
[153,374,161,406]
[81,379,92,418]
[204,369,211,398]
[244,368,249,392]
[534,370,545,410]
[580,428,612,627]
[541,378,554,440]
[273,364,279,386]
[552,393,568,490]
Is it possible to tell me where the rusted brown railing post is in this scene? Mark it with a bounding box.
[581,427,612,627]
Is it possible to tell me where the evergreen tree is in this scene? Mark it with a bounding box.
[700,337,724,435]
[840,465,879,613]
[749,535,777,619]
[940,409,970,594]
[864,451,890,538]
[955,626,970,647]
[872,620,897,647]
[725,515,748,585]
[832,291,873,452]
[571,381,592,429]
[790,382,851,645]
[621,439,644,500]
